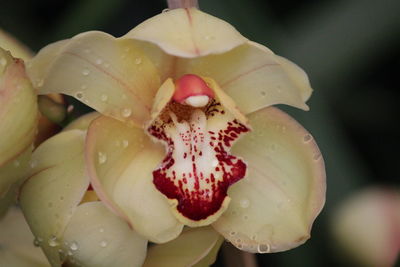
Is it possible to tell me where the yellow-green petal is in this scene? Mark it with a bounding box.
[61,202,147,267]
[0,48,37,168]
[86,116,183,243]
[213,107,325,253]
[20,130,89,266]
[0,208,49,267]
[28,31,161,127]
[124,8,247,58]
[0,29,33,61]
[63,112,100,131]
[177,42,311,113]
[143,227,223,267]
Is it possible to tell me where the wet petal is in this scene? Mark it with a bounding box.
[0,208,49,267]
[61,202,147,267]
[143,227,223,267]
[28,31,161,126]
[332,187,400,267]
[0,48,37,168]
[177,42,311,113]
[63,111,100,131]
[213,107,326,253]
[86,115,183,243]
[124,8,247,58]
[20,130,89,266]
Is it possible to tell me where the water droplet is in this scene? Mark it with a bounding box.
[229,231,237,236]
[121,108,132,118]
[260,91,266,97]
[29,159,38,168]
[82,69,90,76]
[162,8,170,13]
[251,235,257,241]
[70,241,79,251]
[99,228,104,233]
[240,198,250,208]
[48,235,59,247]
[122,140,129,148]
[303,134,312,142]
[101,94,108,102]
[95,58,103,65]
[98,152,107,164]
[75,92,84,99]
[99,240,108,247]
[257,243,271,253]
[36,79,44,87]
[33,237,42,247]
[204,35,215,40]
[242,214,249,220]
[0,58,7,66]
[134,58,142,65]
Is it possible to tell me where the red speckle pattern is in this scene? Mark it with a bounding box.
[148,102,249,221]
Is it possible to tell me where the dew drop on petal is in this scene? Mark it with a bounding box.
[70,241,79,251]
[134,58,142,65]
[98,152,107,164]
[101,94,108,102]
[121,108,132,118]
[260,91,266,97]
[303,134,313,142]
[75,92,84,99]
[48,235,59,247]
[240,198,250,209]
[99,240,108,248]
[122,139,129,148]
[82,69,90,76]
[257,243,271,253]
[95,58,103,65]
[229,231,237,237]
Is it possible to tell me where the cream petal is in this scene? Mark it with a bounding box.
[212,107,326,253]
[0,29,33,61]
[19,130,89,266]
[61,202,147,267]
[0,148,31,217]
[63,111,100,131]
[86,115,183,243]
[0,48,37,168]
[0,208,49,267]
[143,227,223,267]
[28,31,161,127]
[124,8,247,58]
[177,42,311,113]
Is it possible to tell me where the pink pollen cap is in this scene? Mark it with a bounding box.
[173,74,215,103]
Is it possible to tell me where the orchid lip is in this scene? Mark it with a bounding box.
[148,75,249,225]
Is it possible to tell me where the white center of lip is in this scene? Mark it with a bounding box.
[184,95,209,107]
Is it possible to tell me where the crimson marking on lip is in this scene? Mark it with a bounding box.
[149,119,248,221]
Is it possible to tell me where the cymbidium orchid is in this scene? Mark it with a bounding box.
[24,7,326,256]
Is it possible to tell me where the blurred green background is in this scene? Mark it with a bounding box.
[1,0,399,266]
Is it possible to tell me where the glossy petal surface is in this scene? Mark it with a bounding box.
[124,8,247,58]
[213,107,325,253]
[20,130,89,266]
[143,227,222,267]
[0,48,37,168]
[0,208,49,267]
[86,116,183,243]
[61,202,147,267]
[177,42,311,113]
[29,31,160,126]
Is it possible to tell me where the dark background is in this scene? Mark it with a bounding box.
[1,0,399,266]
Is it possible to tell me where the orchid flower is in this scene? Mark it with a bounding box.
[25,7,326,254]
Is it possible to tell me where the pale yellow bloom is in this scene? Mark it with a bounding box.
[23,7,325,260]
